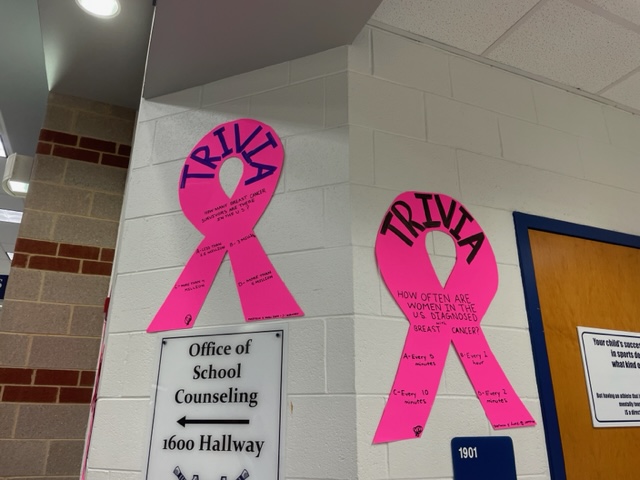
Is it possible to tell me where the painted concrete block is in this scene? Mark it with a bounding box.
[388,396,490,478]
[356,396,389,479]
[99,332,157,398]
[350,73,426,140]
[349,126,374,185]
[355,316,407,394]
[287,319,325,394]
[533,83,609,142]
[580,136,640,193]
[88,399,149,470]
[325,73,349,128]
[118,214,202,273]
[272,247,353,318]
[451,56,536,122]
[153,99,250,164]
[324,183,352,249]
[202,63,289,106]
[108,268,180,333]
[351,185,400,248]
[286,395,357,479]
[353,246,382,316]
[458,150,640,236]
[138,86,202,122]
[426,92,501,157]
[483,326,539,399]
[348,26,372,75]
[499,115,582,176]
[290,46,347,83]
[458,204,520,266]
[483,263,529,330]
[326,317,355,394]
[373,29,451,97]
[250,79,325,138]
[285,127,349,191]
[130,121,155,169]
[373,131,459,193]
[603,106,640,154]
[255,188,326,254]
[123,160,182,219]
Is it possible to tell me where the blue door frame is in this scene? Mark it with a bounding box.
[512,212,640,480]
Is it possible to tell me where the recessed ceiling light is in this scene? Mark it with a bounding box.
[0,209,23,224]
[0,135,6,158]
[6,252,13,261]
[76,0,121,18]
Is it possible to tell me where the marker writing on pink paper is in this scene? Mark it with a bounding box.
[373,192,535,443]
[147,119,303,333]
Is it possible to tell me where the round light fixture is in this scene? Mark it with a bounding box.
[75,0,121,18]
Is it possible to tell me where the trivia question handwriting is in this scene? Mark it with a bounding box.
[373,192,535,443]
[147,119,303,333]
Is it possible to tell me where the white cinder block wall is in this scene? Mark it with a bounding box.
[86,19,640,480]
[86,48,358,479]
[349,25,640,480]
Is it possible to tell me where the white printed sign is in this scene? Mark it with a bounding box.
[577,326,640,427]
[145,325,286,480]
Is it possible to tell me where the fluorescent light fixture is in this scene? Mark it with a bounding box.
[2,153,33,198]
[0,209,23,224]
[0,135,6,158]
[5,252,13,261]
[76,0,120,18]
[8,181,28,194]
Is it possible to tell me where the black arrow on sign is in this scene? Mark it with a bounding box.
[177,416,250,427]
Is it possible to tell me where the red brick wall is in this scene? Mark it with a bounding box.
[37,128,131,168]
[0,93,135,478]
[13,238,115,276]
[0,367,95,404]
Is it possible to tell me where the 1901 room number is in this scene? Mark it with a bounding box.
[458,446,478,459]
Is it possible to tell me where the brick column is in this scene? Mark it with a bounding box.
[0,93,134,478]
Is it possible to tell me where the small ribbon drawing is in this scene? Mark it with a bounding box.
[373,192,535,443]
[147,119,303,333]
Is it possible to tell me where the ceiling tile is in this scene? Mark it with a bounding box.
[600,70,640,111]
[585,0,640,27]
[487,0,640,92]
[372,0,540,55]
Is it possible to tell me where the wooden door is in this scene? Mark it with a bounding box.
[526,228,640,479]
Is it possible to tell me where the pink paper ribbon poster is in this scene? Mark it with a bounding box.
[373,192,535,443]
[147,119,304,333]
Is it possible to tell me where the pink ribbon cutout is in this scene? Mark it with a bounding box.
[373,192,535,443]
[147,119,304,333]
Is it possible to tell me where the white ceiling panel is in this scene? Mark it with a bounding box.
[584,0,640,27]
[600,70,640,110]
[372,0,540,55]
[38,0,153,108]
[487,0,640,93]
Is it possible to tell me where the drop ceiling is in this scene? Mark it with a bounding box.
[372,0,640,111]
